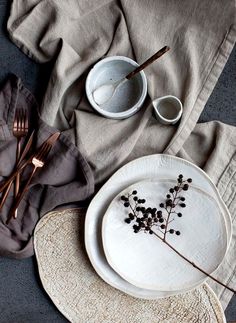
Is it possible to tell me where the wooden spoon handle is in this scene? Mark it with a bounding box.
[126,46,170,80]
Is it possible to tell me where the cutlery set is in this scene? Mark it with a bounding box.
[0,108,60,224]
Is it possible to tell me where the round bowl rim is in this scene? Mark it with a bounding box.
[152,95,183,123]
[85,55,147,119]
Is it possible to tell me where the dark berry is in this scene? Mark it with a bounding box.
[169,188,174,193]
[125,218,131,224]
[154,218,158,222]
[157,211,162,216]
[136,218,141,223]
[183,184,189,191]
[140,223,145,228]
[177,213,182,217]
[138,199,142,203]
[166,199,172,206]
[141,199,146,204]
[180,197,185,201]
[144,214,148,219]
[129,214,135,220]
[147,218,152,223]
[180,203,186,208]
[121,195,126,201]
[159,218,164,223]
[179,174,183,179]
[187,178,192,183]
[176,231,181,236]
[146,208,152,213]
[166,194,171,198]
[160,203,164,208]
[149,230,153,234]
[132,190,137,195]
[133,225,138,230]
[133,196,138,201]
[134,230,139,233]
[169,229,174,234]
[136,207,140,212]
[174,186,179,191]
[152,208,157,214]
[160,224,165,229]
[124,202,130,207]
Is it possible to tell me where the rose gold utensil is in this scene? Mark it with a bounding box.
[0,130,35,212]
[6,132,60,224]
[0,132,60,194]
[13,108,29,217]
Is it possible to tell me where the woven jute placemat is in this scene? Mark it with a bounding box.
[34,208,226,323]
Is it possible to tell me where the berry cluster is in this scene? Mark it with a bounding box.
[121,175,236,295]
[121,175,192,240]
[159,175,192,210]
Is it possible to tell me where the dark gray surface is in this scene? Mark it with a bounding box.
[0,0,235,322]
[199,44,236,125]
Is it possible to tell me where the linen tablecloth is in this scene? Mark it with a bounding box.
[7,0,236,183]
[6,0,236,309]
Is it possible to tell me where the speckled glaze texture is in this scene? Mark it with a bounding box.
[86,56,147,118]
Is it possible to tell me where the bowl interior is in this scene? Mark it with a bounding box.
[87,58,145,114]
[157,98,182,120]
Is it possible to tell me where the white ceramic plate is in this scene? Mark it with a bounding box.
[102,180,228,292]
[85,154,232,299]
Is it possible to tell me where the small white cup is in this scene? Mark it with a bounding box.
[152,95,183,125]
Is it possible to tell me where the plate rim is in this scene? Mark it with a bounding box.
[85,154,232,299]
[101,178,228,292]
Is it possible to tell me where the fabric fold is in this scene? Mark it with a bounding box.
[5,0,236,308]
[178,121,236,309]
[0,75,94,259]
[7,0,236,184]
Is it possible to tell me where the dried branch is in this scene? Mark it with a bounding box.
[121,175,235,294]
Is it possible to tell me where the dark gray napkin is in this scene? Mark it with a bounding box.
[0,75,94,259]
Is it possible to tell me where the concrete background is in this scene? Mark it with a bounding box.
[0,1,235,322]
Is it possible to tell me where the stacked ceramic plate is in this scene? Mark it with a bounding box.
[85,154,231,299]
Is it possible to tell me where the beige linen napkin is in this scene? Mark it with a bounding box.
[7,0,236,184]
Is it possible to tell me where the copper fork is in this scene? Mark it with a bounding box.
[0,132,60,194]
[13,109,29,217]
[0,131,35,213]
[6,132,60,224]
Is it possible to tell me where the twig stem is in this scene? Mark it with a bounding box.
[153,231,236,294]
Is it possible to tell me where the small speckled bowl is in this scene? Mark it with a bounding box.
[86,56,147,119]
